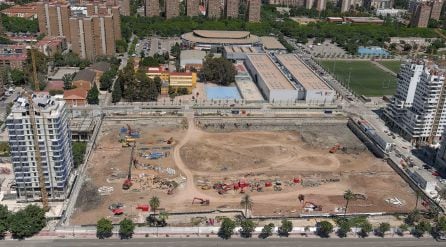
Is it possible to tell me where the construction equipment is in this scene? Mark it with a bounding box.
[166,137,174,144]
[329,143,342,153]
[192,197,210,206]
[121,136,136,147]
[126,124,140,138]
[122,143,136,190]
[303,201,322,211]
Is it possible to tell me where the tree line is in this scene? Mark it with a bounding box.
[0,204,46,239]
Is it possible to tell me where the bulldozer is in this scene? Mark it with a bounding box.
[192,197,210,206]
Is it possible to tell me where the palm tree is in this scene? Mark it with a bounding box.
[343,189,355,216]
[149,196,160,215]
[240,194,253,218]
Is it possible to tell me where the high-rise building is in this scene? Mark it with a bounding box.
[315,0,326,10]
[410,2,431,27]
[85,4,122,40]
[187,0,200,16]
[69,15,116,60]
[384,61,424,130]
[36,2,71,41]
[305,0,315,8]
[225,0,239,18]
[385,60,446,144]
[145,0,160,16]
[207,0,222,18]
[267,0,304,6]
[120,0,131,15]
[165,0,179,19]
[430,0,443,20]
[247,0,260,22]
[341,0,352,12]
[7,93,73,201]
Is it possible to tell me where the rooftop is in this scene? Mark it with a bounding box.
[180,50,206,61]
[182,30,259,45]
[246,54,294,90]
[10,93,63,114]
[259,36,286,50]
[73,69,96,83]
[63,88,88,100]
[275,54,331,91]
[89,61,111,72]
[193,30,251,39]
[223,46,262,54]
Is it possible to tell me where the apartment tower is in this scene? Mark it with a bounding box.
[410,2,431,27]
[165,0,179,19]
[7,94,73,201]
[247,0,260,22]
[186,0,200,16]
[36,2,71,41]
[207,0,222,18]
[145,0,160,16]
[226,0,240,18]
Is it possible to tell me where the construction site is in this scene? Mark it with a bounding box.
[71,115,418,225]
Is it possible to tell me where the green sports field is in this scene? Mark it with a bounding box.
[377,60,402,74]
[319,60,397,96]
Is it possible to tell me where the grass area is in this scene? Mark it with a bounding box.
[377,60,402,74]
[318,60,397,97]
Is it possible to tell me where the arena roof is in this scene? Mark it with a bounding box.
[182,30,259,45]
[275,54,330,91]
[259,36,286,50]
[246,54,295,90]
[193,30,251,39]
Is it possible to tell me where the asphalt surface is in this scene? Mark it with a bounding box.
[1,238,444,247]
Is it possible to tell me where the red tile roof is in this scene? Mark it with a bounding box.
[64,88,87,100]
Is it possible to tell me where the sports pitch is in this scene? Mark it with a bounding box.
[319,60,397,96]
[377,60,402,74]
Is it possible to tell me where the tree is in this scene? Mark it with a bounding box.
[240,194,253,217]
[119,218,135,239]
[316,221,333,238]
[72,142,87,168]
[99,69,117,91]
[259,223,274,239]
[335,217,351,238]
[397,223,409,236]
[87,83,100,104]
[153,76,162,93]
[96,218,113,239]
[239,219,255,238]
[358,221,373,238]
[112,79,122,103]
[201,56,236,85]
[9,205,46,239]
[170,42,181,58]
[343,189,355,215]
[149,196,160,215]
[0,205,10,238]
[218,218,236,239]
[278,218,293,237]
[62,73,76,90]
[375,222,390,237]
[405,210,421,226]
[10,69,25,85]
[412,221,431,238]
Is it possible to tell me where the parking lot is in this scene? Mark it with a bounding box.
[303,39,348,58]
[135,37,182,58]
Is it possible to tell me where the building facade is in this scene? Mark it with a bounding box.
[207,0,222,18]
[36,2,71,42]
[7,94,73,201]
[225,0,240,18]
[187,0,200,16]
[165,0,179,19]
[0,45,27,69]
[430,0,443,20]
[247,0,261,22]
[145,0,160,16]
[410,2,431,28]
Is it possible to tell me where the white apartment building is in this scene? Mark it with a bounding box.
[384,61,424,128]
[6,93,73,201]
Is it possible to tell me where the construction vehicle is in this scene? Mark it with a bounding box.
[192,197,210,206]
[121,136,136,147]
[303,201,322,211]
[23,47,49,211]
[122,143,136,190]
[329,143,342,153]
[126,124,140,138]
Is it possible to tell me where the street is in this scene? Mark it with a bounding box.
[0,238,443,247]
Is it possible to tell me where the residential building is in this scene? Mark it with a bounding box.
[69,14,116,60]
[35,36,67,57]
[247,0,261,22]
[436,131,446,168]
[225,0,239,18]
[36,2,71,41]
[410,2,431,28]
[385,60,446,144]
[187,0,200,16]
[1,3,37,19]
[180,50,206,70]
[315,0,326,11]
[267,0,303,6]
[169,72,197,93]
[207,0,222,18]
[64,88,88,106]
[85,4,121,40]
[89,61,111,82]
[145,0,160,17]
[430,0,443,20]
[165,0,179,19]
[120,0,131,15]
[0,45,27,69]
[7,93,73,201]
[375,8,406,17]
[341,0,352,12]
[364,0,394,9]
[384,61,423,128]
[72,69,96,91]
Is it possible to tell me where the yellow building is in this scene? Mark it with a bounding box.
[146,66,170,80]
[169,72,197,93]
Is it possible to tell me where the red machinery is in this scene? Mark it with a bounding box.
[192,197,210,206]
[112,208,124,215]
[136,204,150,212]
[122,143,136,190]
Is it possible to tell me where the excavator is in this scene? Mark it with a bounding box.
[122,143,136,190]
[192,197,210,206]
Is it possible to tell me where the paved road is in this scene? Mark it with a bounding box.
[1,238,443,247]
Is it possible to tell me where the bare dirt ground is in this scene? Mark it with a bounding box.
[71,117,417,225]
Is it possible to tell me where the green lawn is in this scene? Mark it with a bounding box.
[319,60,397,97]
[377,60,402,74]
